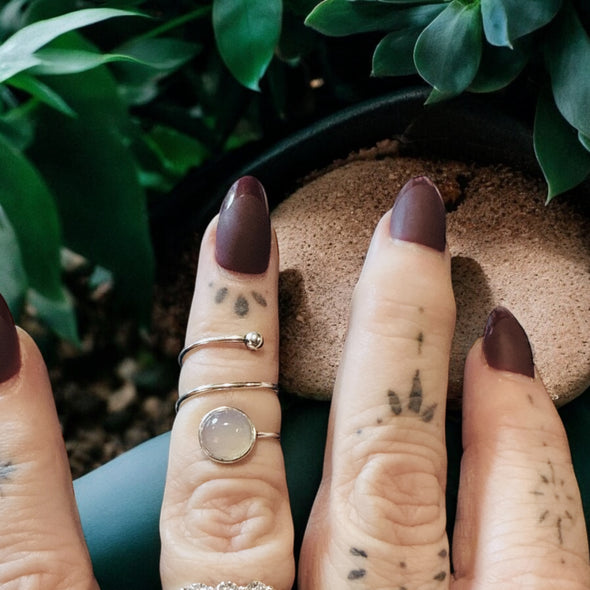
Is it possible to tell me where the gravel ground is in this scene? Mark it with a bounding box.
[39,239,200,480]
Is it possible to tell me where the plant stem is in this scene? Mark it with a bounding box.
[135,6,212,41]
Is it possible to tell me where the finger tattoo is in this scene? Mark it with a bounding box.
[530,459,577,545]
[387,370,437,423]
[210,283,268,317]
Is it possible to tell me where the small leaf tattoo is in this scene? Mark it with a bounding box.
[408,370,423,413]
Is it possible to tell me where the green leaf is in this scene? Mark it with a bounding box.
[0,205,28,316]
[0,132,77,340]
[534,87,590,202]
[545,1,590,137]
[114,37,201,71]
[0,7,144,82]
[112,37,201,105]
[481,0,562,47]
[7,73,76,116]
[424,86,460,104]
[414,0,483,94]
[213,0,282,91]
[145,125,210,177]
[372,28,421,77]
[29,48,145,75]
[469,35,532,92]
[579,131,590,152]
[306,0,445,36]
[28,34,154,325]
[0,7,143,55]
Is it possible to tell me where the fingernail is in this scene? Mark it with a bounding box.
[0,295,20,383]
[483,306,534,378]
[215,176,271,274]
[390,176,446,251]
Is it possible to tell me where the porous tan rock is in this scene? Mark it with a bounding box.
[272,148,590,407]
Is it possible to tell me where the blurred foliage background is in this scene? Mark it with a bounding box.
[0,0,589,344]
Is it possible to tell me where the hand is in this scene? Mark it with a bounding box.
[0,176,587,590]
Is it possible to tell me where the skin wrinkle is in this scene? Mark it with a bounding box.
[180,477,285,553]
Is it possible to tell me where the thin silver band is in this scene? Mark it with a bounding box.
[175,381,279,413]
[178,331,264,366]
[181,583,275,590]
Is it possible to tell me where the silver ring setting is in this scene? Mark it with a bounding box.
[181,583,275,590]
[178,331,264,366]
[198,406,279,464]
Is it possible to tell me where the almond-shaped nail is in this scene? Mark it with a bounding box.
[0,294,20,383]
[215,176,271,274]
[483,306,534,378]
[390,176,446,251]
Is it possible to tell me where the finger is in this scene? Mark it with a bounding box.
[300,177,456,588]
[0,297,98,590]
[453,307,590,589]
[160,177,295,590]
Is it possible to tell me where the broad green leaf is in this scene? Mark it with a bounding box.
[372,28,421,76]
[579,131,590,152]
[306,0,445,36]
[534,87,590,202]
[0,132,77,340]
[0,7,144,82]
[112,38,201,105]
[29,48,144,75]
[213,0,282,91]
[0,8,142,56]
[425,87,460,104]
[0,54,41,83]
[7,72,76,116]
[0,205,28,316]
[114,38,201,71]
[28,34,154,324]
[145,125,210,177]
[545,1,590,137]
[481,0,562,47]
[414,0,483,94]
[469,35,531,92]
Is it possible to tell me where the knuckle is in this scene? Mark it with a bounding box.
[0,554,94,590]
[339,436,447,546]
[180,477,286,553]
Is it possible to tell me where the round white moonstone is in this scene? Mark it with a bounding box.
[198,406,256,463]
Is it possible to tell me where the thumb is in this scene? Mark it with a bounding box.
[0,296,98,590]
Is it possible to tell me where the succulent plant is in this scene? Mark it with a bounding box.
[306,0,590,202]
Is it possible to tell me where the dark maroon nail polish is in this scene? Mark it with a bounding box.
[483,306,535,378]
[390,176,446,252]
[215,176,271,274]
[0,295,20,383]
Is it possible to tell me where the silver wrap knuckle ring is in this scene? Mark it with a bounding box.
[178,331,264,366]
[176,331,280,464]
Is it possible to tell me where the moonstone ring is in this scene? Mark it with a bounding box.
[198,406,280,463]
[181,583,275,590]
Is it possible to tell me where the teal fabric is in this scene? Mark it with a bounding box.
[74,390,590,590]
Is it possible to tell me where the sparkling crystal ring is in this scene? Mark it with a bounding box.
[175,381,279,413]
[178,331,264,366]
[198,406,280,463]
[181,582,275,590]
